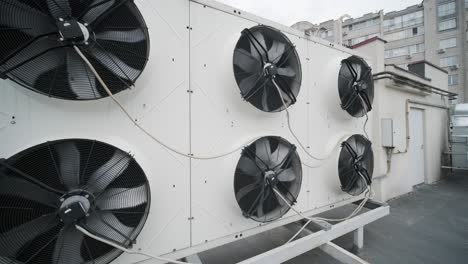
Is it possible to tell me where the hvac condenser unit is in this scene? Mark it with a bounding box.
[0,0,375,263]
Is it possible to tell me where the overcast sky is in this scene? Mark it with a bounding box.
[217,0,422,26]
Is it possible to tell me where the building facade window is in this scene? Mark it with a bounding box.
[383,10,424,32]
[347,33,379,46]
[384,26,424,42]
[346,18,380,31]
[438,18,457,31]
[440,56,458,67]
[384,43,425,58]
[321,30,334,38]
[438,2,456,17]
[439,38,457,49]
[448,74,459,86]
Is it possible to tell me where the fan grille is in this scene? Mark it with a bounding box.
[233,26,302,112]
[234,136,302,223]
[0,139,150,264]
[338,56,374,118]
[0,0,150,100]
[338,135,373,196]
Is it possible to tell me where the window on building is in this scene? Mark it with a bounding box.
[347,18,380,31]
[439,38,457,49]
[438,2,456,17]
[440,56,459,67]
[320,30,334,38]
[384,10,424,32]
[448,74,459,86]
[438,18,457,31]
[384,26,424,42]
[347,33,379,46]
[384,43,425,59]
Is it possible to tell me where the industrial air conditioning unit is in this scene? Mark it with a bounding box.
[0,0,375,263]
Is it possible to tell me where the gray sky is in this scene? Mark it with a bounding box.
[217,0,422,26]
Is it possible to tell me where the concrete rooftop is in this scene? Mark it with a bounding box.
[197,173,468,263]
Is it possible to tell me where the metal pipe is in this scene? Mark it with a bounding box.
[373,71,458,99]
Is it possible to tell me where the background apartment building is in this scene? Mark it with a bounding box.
[292,0,468,102]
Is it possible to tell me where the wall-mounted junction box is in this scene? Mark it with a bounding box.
[381,118,395,148]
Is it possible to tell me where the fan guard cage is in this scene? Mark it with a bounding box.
[234,136,302,223]
[233,25,302,112]
[338,135,373,196]
[338,55,374,118]
[0,0,150,100]
[0,139,150,264]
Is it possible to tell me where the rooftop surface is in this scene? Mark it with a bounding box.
[198,172,468,263]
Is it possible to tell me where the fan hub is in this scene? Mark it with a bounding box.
[263,62,278,78]
[58,191,92,224]
[264,170,279,186]
[57,19,90,44]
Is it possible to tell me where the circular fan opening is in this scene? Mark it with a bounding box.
[0,0,150,100]
[0,139,150,264]
[338,56,374,118]
[234,136,302,223]
[233,26,302,112]
[338,135,374,196]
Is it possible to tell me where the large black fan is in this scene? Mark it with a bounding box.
[233,26,302,112]
[234,136,302,223]
[338,135,373,196]
[0,0,149,100]
[0,139,150,264]
[338,56,374,117]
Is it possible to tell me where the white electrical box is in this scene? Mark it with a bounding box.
[381,118,394,148]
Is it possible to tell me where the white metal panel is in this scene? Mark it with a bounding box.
[189,0,371,250]
[409,108,425,185]
[0,0,192,259]
[0,0,377,260]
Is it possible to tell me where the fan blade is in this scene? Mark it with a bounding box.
[235,181,261,202]
[234,49,262,74]
[97,184,148,210]
[271,144,290,166]
[81,0,115,24]
[268,41,286,63]
[252,31,267,51]
[55,141,81,190]
[87,151,131,193]
[273,189,287,207]
[256,138,271,164]
[47,0,72,19]
[0,214,59,256]
[91,47,140,80]
[85,211,133,242]
[261,86,270,112]
[256,187,268,217]
[277,168,296,182]
[239,73,261,94]
[96,29,146,43]
[0,1,54,36]
[238,156,261,177]
[5,38,62,85]
[0,177,58,207]
[67,49,99,99]
[277,67,296,77]
[52,227,84,264]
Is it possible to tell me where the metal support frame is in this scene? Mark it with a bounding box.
[237,200,389,264]
[180,200,389,264]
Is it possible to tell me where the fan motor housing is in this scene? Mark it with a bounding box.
[57,19,90,44]
[58,190,92,224]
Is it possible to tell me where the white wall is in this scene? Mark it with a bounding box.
[355,40,450,201]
